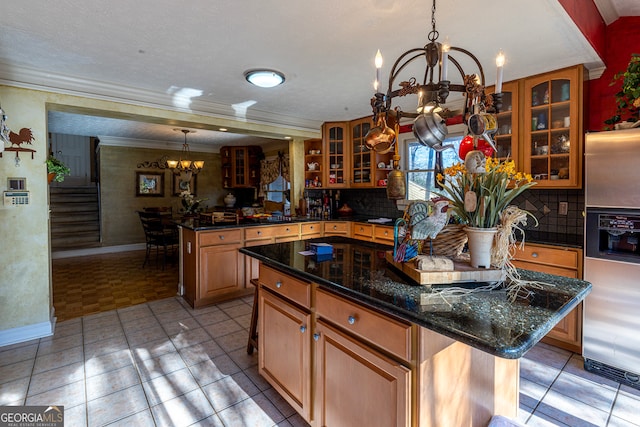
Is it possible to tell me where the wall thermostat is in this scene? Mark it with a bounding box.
[3,191,30,206]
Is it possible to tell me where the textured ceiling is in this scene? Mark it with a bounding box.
[0,0,635,147]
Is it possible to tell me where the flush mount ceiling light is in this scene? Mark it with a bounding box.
[244,69,285,88]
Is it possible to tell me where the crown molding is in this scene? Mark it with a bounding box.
[97,135,219,153]
[0,63,323,133]
[593,0,619,25]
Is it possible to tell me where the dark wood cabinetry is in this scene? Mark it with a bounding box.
[221,145,262,188]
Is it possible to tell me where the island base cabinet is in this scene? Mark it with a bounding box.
[198,243,246,306]
[314,320,411,427]
[258,288,312,422]
[416,327,519,427]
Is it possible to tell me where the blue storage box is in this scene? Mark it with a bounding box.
[310,243,333,255]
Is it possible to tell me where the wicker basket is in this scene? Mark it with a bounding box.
[421,224,468,258]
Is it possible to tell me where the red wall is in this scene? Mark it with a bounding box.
[588,17,640,130]
[559,1,640,130]
[558,0,606,60]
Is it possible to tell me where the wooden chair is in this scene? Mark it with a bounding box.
[138,211,179,270]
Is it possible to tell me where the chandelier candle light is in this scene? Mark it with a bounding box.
[370,0,507,200]
[167,129,204,182]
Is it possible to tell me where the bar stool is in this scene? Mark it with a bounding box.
[247,278,259,354]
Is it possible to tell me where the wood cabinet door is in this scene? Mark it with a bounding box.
[522,65,583,188]
[322,122,349,188]
[314,320,411,427]
[486,80,519,166]
[259,288,311,421]
[199,243,244,299]
[350,116,374,188]
[511,243,583,353]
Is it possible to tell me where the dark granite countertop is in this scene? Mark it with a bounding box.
[174,215,399,231]
[240,236,591,359]
[176,216,583,249]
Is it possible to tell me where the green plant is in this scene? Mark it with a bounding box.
[605,53,640,128]
[46,155,71,182]
[436,157,537,228]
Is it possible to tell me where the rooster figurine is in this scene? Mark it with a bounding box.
[409,198,450,241]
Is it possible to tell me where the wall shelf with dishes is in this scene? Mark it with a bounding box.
[304,138,324,188]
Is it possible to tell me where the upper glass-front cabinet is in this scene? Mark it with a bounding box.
[523,65,583,188]
[322,122,349,188]
[487,80,519,165]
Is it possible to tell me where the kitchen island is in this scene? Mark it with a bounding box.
[240,237,591,427]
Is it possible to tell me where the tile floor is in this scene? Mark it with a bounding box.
[1,294,639,427]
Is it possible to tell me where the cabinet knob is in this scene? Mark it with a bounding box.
[333,225,338,230]
[347,315,356,325]
[310,226,314,230]
[313,333,320,341]
[257,231,262,235]
[384,231,388,236]
[532,252,538,258]
[360,227,364,232]
[300,325,307,333]
[285,228,290,232]
[219,235,225,240]
[276,281,282,288]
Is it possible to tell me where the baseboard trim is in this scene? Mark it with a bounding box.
[52,243,146,259]
[0,317,55,348]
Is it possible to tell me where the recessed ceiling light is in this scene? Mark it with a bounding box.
[219,128,228,132]
[284,136,292,140]
[244,69,285,88]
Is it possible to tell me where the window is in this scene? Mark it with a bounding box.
[266,174,289,203]
[404,124,466,200]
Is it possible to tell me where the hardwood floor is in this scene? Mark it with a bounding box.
[52,250,179,322]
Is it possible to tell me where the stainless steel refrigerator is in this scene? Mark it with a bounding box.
[583,127,640,389]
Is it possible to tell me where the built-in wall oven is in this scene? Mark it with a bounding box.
[583,129,640,389]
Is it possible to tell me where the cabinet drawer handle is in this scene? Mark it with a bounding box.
[300,325,307,333]
[275,281,282,288]
[310,226,314,230]
[531,252,538,258]
[384,230,388,236]
[285,228,290,232]
[257,231,262,235]
[313,333,320,341]
[347,315,356,325]
[219,235,225,240]
[360,227,364,232]
[333,225,338,230]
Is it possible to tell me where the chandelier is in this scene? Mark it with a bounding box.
[369,0,505,155]
[167,129,204,181]
[368,0,506,200]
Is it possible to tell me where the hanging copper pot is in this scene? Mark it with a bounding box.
[365,114,396,152]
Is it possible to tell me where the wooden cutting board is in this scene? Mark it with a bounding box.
[384,251,505,285]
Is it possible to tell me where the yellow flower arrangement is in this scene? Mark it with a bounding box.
[436,157,536,228]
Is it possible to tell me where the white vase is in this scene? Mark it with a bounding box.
[465,226,498,269]
[224,193,236,207]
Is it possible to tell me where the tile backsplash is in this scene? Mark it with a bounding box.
[512,188,584,236]
[335,188,585,237]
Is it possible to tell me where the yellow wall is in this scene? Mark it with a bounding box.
[0,84,319,341]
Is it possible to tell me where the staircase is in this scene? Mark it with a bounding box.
[50,186,101,251]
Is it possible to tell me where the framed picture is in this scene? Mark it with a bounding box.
[136,171,165,197]
[173,173,197,196]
